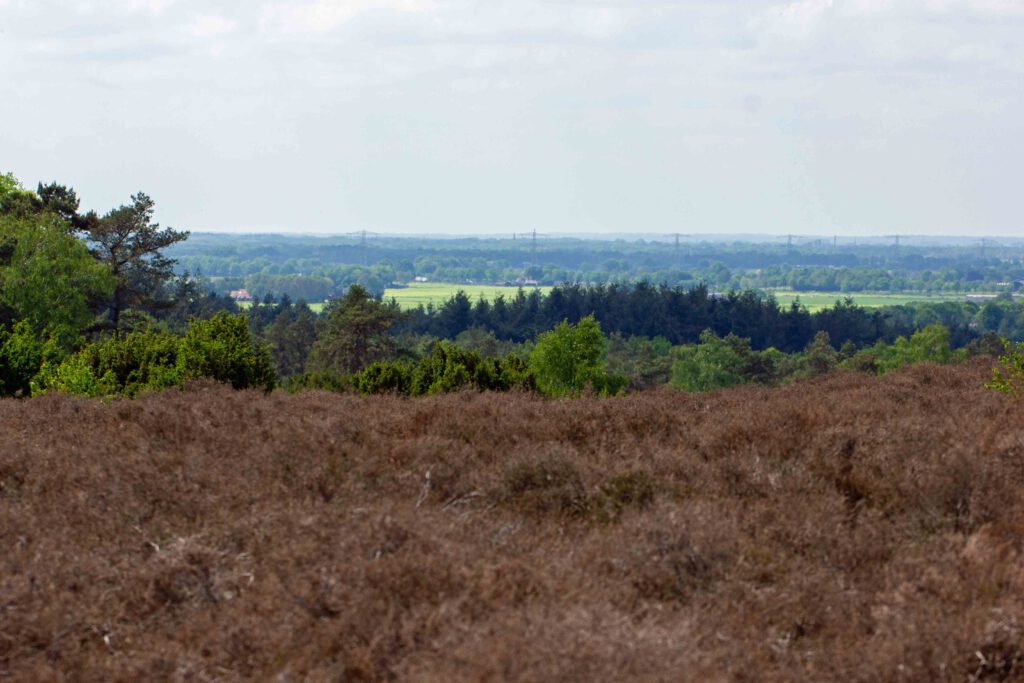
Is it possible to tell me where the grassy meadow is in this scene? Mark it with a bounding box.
[383,282,553,309]
[766,289,983,311]
[379,283,981,313]
[235,283,986,313]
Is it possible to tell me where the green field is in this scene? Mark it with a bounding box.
[383,283,553,309]
[765,289,978,312]
[238,285,983,314]
[236,301,326,313]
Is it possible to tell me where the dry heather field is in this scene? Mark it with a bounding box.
[3,360,1024,681]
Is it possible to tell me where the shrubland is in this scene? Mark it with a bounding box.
[3,361,1024,680]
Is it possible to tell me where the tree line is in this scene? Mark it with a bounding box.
[173,231,1024,294]
[1,169,1013,401]
[392,282,954,352]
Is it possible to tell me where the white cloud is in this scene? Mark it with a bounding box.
[260,0,433,34]
[188,14,237,38]
[125,0,178,13]
[2,0,1023,234]
[759,0,834,39]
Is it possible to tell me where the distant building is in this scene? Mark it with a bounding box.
[229,289,253,302]
[414,276,429,283]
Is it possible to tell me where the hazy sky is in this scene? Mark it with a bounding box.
[1,0,1022,236]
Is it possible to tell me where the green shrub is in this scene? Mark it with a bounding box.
[177,313,275,391]
[410,342,474,395]
[876,324,952,374]
[33,352,117,398]
[0,321,43,397]
[32,328,180,397]
[987,338,1024,398]
[529,315,616,397]
[354,342,534,396]
[355,361,413,395]
[670,330,751,392]
[35,317,277,397]
[82,329,180,396]
[282,371,350,394]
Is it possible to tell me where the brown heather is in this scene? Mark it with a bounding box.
[2,359,1024,681]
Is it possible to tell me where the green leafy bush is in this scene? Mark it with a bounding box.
[529,315,618,397]
[34,316,276,397]
[33,329,180,397]
[356,360,414,395]
[32,352,117,398]
[282,371,350,394]
[670,329,758,392]
[352,341,534,396]
[0,321,44,397]
[875,323,953,374]
[987,338,1024,398]
[178,312,275,391]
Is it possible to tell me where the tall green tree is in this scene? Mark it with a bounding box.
[266,303,317,377]
[82,192,189,334]
[0,172,42,218]
[0,213,113,341]
[309,284,403,374]
[0,172,23,202]
[36,181,93,229]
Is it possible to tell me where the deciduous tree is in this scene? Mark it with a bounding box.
[529,314,611,397]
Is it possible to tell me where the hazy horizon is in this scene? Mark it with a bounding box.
[3,1,1022,238]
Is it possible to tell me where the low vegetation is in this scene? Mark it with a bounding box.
[2,361,1023,680]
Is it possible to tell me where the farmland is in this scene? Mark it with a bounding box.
[3,361,1024,680]
[236,283,553,311]
[766,289,993,312]
[384,282,553,309]
[243,284,990,314]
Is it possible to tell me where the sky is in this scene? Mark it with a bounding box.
[1,0,1022,237]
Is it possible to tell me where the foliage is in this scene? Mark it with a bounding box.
[529,315,619,397]
[33,318,273,397]
[177,312,275,391]
[986,338,1024,398]
[355,360,414,395]
[82,192,189,333]
[0,171,22,201]
[802,330,839,377]
[353,341,534,396]
[34,328,181,398]
[0,321,44,397]
[875,323,953,374]
[265,304,317,377]
[0,214,114,340]
[0,173,43,218]
[309,284,403,374]
[671,329,765,393]
[282,371,350,394]
[605,334,674,390]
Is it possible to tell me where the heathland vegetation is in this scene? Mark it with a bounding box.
[5,363,1024,680]
[7,170,1024,679]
